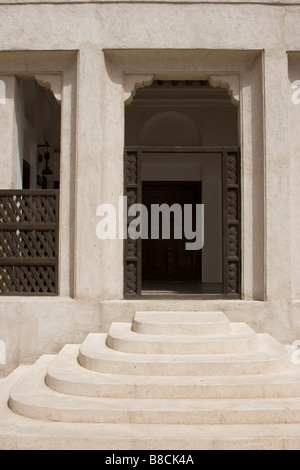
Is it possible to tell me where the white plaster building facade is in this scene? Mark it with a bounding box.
[0,0,300,450]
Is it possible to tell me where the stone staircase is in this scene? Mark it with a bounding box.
[1,310,300,449]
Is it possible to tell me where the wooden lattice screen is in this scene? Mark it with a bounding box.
[0,190,59,295]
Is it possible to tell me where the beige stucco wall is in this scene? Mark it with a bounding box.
[0,1,299,375]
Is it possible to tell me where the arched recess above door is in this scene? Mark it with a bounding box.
[139,111,202,146]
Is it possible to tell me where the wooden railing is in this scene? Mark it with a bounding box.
[0,190,59,295]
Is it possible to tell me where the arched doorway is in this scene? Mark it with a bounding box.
[124,80,240,298]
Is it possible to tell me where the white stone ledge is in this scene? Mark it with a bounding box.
[0,0,300,4]
[0,296,76,305]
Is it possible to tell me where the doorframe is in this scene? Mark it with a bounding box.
[124,146,241,299]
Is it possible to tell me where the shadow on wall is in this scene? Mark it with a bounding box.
[139,111,202,146]
[0,340,6,365]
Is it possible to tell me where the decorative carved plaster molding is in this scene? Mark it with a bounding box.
[124,73,240,106]
[124,74,154,105]
[208,74,240,105]
[34,74,62,103]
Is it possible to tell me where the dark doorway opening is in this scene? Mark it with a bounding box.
[142,181,202,283]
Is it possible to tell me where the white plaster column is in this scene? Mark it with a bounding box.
[0,76,19,189]
[240,70,255,301]
[59,65,77,297]
[98,57,125,300]
[240,57,265,301]
[289,54,300,300]
[264,50,292,301]
[74,46,104,299]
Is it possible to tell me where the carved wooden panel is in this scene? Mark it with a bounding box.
[126,153,138,185]
[125,261,137,295]
[124,150,141,296]
[223,151,240,295]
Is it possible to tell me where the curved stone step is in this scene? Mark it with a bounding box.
[78,333,291,376]
[2,376,300,451]
[46,345,300,399]
[107,321,258,354]
[8,356,300,425]
[132,311,230,335]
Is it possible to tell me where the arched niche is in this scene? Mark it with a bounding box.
[139,110,202,146]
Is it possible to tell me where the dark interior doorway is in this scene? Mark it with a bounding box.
[142,181,202,283]
[22,160,31,189]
